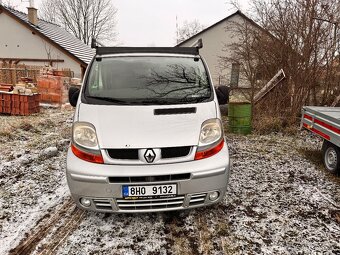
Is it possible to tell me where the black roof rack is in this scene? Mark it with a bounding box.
[91,38,203,56]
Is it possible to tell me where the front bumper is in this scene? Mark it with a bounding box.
[66,143,230,213]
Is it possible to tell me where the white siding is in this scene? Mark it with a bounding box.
[180,14,248,87]
[0,12,83,77]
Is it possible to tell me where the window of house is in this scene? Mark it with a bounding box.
[230,63,240,87]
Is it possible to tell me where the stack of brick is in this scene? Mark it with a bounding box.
[37,75,71,105]
[0,93,40,115]
[0,93,11,114]
[0,83,14,92]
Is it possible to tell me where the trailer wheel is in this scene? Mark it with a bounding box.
[322,141,340,174]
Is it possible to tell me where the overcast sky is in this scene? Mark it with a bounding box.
[9,0,250,46]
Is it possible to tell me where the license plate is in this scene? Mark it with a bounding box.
[122,184,177,199]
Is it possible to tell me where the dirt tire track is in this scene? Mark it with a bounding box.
[37,208,85,255]
[163,205,238,255]
[9,197,85,255]
[163,211,199,255]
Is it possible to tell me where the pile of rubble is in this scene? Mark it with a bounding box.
[0,68,82,116]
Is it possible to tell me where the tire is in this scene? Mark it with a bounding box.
[321,140,340,174]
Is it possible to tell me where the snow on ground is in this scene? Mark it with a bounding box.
[223,134,340,254]
[0,108,339,254]
[57,212,167,255]
[0,108,73,254]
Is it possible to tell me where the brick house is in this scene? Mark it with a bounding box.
[0,3,94,78]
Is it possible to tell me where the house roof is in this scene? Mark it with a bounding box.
[176,10,268,46]
[0,4,94,66]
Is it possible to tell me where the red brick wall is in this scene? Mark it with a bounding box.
[37,75,70,105]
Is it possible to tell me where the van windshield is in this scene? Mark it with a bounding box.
[84,56,212,105]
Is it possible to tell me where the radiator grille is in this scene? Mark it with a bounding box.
[161,146,191,159]
[189,193,207,206]
[116,193,207,211]
[116,196,185,211]
[107,149,138,160]
[109,173,191,183]
[91,193,208,212]
[106,146,191,161]
[93,199,112,210]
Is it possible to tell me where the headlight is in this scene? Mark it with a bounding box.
[195,119,224,160]
[198,119,222,147]
[72,122,99,150]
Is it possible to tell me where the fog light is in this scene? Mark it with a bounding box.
[209,191,219,201]
[80,197,91,207]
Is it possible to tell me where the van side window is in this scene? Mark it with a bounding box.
[88,62,103,94]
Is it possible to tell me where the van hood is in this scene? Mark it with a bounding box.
[77,102,217,149]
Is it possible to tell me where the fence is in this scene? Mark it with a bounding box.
[0,63,42,85]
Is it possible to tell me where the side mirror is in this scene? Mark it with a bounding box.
[215,86,229,105]
[69,87,80,107]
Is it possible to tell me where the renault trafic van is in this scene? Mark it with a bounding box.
[66,39,230,213]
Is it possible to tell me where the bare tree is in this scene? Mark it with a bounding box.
[220,0,340,124]
[176,19,205,44]
[39,0,58,24]
[138,64,209,100]
[40,0,118,45]
[1,0,19,8]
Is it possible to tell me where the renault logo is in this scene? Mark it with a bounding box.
[144,149,156,163]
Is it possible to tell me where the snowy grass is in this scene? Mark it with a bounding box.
[0,109,73,255]
[0,109,339,254]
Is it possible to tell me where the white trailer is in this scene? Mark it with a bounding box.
[301,106,340,173]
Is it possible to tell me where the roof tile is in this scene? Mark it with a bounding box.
[2,5,94,65]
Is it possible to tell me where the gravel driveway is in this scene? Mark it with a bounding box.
[0,108,339,254]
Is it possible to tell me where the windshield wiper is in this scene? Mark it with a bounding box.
[178,96,211,103]
[86,95,132,105]
[136,97,210,105]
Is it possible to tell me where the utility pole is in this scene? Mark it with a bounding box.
[176,15,179,45]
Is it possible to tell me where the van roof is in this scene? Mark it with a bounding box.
[95,47,199,56]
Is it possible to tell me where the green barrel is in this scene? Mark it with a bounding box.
[228,102,252,135]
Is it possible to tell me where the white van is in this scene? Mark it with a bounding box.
[66,40,230,213]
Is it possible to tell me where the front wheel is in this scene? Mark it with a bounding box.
[322,140,340,174]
